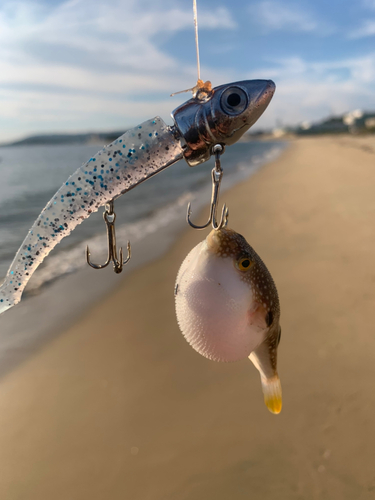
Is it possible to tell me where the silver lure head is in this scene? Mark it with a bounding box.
[171,79,275,166]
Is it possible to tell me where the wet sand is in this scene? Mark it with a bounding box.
[1,136,375,499]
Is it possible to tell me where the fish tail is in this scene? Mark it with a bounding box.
[261,375,282,414]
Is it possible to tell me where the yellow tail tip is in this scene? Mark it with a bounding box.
[261,376,282,414]
[264,394,282,414]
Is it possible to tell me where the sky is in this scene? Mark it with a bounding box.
[0,0,374,141]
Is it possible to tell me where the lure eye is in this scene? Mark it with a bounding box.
[220,87,248,115]
[236,257,253,271]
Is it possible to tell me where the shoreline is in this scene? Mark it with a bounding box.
[1,135,375,499]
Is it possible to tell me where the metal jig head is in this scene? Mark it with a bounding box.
[86,200,131,274]
[187,144,229,231]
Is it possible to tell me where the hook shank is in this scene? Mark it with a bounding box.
[187,144,229,231]
[86,200,131,273]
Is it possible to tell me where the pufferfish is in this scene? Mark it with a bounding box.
[175,227,282,414]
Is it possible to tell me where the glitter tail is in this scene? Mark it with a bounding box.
[0,297,12,315]
[0,118,183,315]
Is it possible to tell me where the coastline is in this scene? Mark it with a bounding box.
[1,136,375,499]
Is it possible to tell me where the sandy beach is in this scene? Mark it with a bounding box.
[1,135,375,499]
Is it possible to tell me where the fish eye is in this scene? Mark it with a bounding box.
[265,310,273,327]
[236,257,253,271]
[220,87,248,116]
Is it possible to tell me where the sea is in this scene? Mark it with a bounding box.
[0,138,286,375]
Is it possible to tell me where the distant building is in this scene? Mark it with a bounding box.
[365,117,375,130]
[296,116,348,135]
[300,121,311,130]
[343,109,363,126]
[295,109,375,135]
[272,128,287,138]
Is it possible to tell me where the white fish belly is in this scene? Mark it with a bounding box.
[175,241,265,362]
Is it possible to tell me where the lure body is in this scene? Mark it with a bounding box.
[175,228,282,414]
[0,118,183,314]
[0,79,275,315]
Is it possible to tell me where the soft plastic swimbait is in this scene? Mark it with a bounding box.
[0,79,275,315]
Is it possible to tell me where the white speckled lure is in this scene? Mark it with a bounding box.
[0,79,275,315]
[175,228,282,414]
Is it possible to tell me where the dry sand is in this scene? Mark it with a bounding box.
[1,136,375,499]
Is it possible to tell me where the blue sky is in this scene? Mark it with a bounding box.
[0,0,374,141]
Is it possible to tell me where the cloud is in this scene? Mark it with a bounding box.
[0,0,373,141]
[246,54,375,128]
[0,0,236,71]
[0,0,237,140]
[349,20,375,38]
[348,0,375,38]
[0,0,237,80]
[251,0,319,33]
[363,0,375,9]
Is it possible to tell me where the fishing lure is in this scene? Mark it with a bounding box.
[0,79,275,315]
[175,227,282,414]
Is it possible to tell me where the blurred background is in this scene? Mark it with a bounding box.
[0,1,375,500]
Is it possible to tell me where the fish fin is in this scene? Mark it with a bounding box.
[261,375,282,414]
[249,333,282,414]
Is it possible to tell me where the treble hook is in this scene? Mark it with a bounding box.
[86,200,131,274]
[187,144,229,230]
